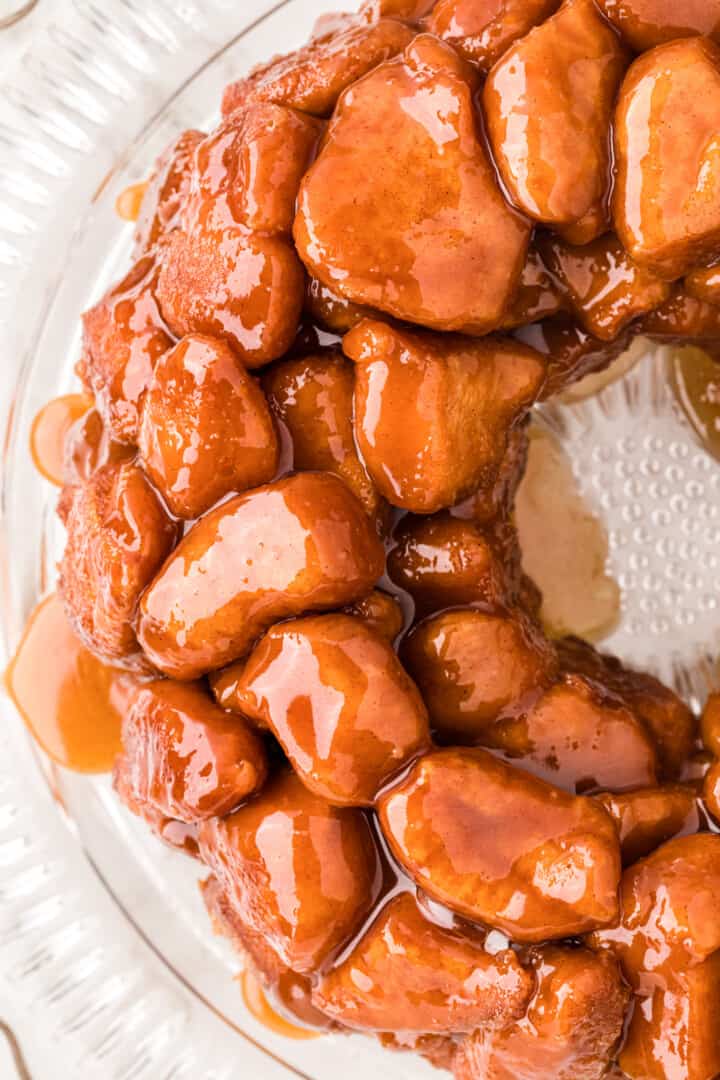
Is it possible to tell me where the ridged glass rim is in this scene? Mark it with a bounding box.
[0,4,363,1078]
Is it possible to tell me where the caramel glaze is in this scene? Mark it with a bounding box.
[79,252,173,446]
[378,747,622,944]
[230,613,431,807]
[30,399,704,1061]
[22,394,715,1073]
[454,946,629,1080]
[596,786,701,865]
[483,0,627,231]
[61,407,135,494]
[597,0,720,56]
[24,344,711,1071]
[198,770,386,976]
[203,821,432,1035]
[314,891,534,1034]
[138,333,280,520]
[613,38,720,280]
[115,181,149,223]
[137,472,385,680]
[30,393,92,485]
[427,0,561,73]
[294,35,531,335]
[670,344,720,462]
[22,9,720,1065]
[591,834,720,1080]
[117,680,269,823]
[5,594,128,773]
[240,970,321,1042]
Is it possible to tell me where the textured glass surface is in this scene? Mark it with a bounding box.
[538,346,720,702]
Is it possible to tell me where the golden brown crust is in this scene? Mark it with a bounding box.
[59,462,178,666]
[46,8,720,1067]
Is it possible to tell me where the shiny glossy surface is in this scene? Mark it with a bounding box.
[484,0,627,228]
[295,35,531,334]
[314,893,534,1033]
[138,472,384,680]
[116,679,267,823]
[157,227,305,369]
[703,761,720,823]
[134,129,204,254]
[593,834,720,1080]
[558,636,697,780]
[60,407,134,494]
[670,344,720,462]
[403,608,557,740]
[685,263,720,306]
[157,104,321,368]
[515,315,630,400]
[345,319,545,512]
[596,785,700,865]
[5,594,127,773]
[79,253,172,445]
[428,0,560,72]
[59,461,178,666]
[619,958,720,1080]
[485,674,658,794]
[499,246,565,331]
[30,392,92,486]
[452,423,530,525]
[343,590,403,642]
[231,613,429,806]
[113,757,200,858]
[378,747,621,941]
[597,0,720,52]
[702,692,720,823]
[240,971,320,1042]
[202,873,333,1031]
[198,770,380,974]
[19,4,720,1071]
[388,514,512,615]
[454,947,629,1080]
[614,38,720,280]
[643,287,720,342]
[539,233,670,342]
[263,350,384,523]
[304,278,373,334]
[214,592,406,712]
[183,104,323,238]
[361,0,435,17]
[115,181,149,223]
[139,334,279,518]
[221,17,415,118]
[701,691,720,756]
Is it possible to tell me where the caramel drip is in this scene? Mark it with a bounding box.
[5,594,129,773]
[115,180,149,222]
[240,970,321,1042]
[30,393,92,485]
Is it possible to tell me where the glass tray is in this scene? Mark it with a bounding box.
[0,2,718,1078]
